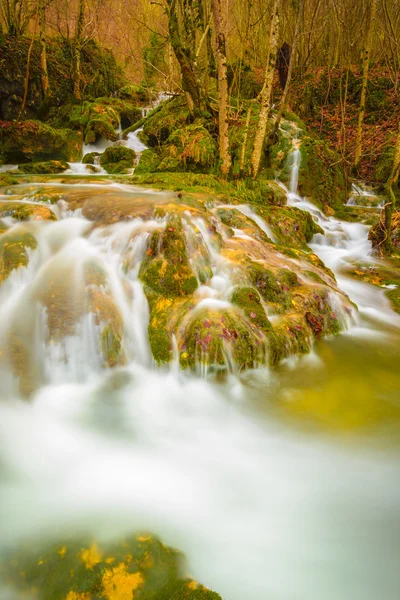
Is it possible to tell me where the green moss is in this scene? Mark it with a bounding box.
[162,123,217,172]
[140,217,198,298]
[134,149,162,174]
[385,287,400,314]
[374,142,395,183]
[85,117,118,144]
[0,230,37,283]
[0,36,126,121]
[0,120,82,163]
[0,202,57,221]
[100,323,123,366]
[141,96,190,147]
[82,152,101,165]
[100,146,136,174]
[302,270,326,284]
[297,136,347,209]
[0,534,222,600]
[231,286,271,333]
[18,160,69,174]
[248,262,291,309]
[177,307,267,371]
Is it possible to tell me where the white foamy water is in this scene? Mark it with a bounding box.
[0,165,400,600]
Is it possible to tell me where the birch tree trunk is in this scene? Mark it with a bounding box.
[354,0,377,170]
[73,0,85,101]
[250,0,279,178]
[383,122,400,253]
[39,0,49,99]
[273,0,303,136]
[211,0,231,176]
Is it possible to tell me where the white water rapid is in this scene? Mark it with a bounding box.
[0,157,400,599]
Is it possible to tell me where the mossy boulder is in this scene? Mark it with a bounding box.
[0,228,37,284]
[140,216,198,298]
[52,98,142,144]
[0,534,222,600]
[141,96,190,147]
[373,141,396,183]
[18,159,69,174]
[0,120,82,163]
[100,146,136,174]
[82,152,101,165]
[160,123,217,172]
[297,136,347,209]
[0,201,57,221]
[134,148,162,174]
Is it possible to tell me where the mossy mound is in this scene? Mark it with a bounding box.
[0,228,37,284]
[0,120,82,163]
[140,96,190,147]
[266,121,347,210]
[140,215,198,298]
[100,146,136,174]
[18,159,69,174]
[158,123,217,172]
[135,149,162,174]
[0,534,222,600]
[297,136,347,209]
[0,201,57,221]
[369,211,400,253]
[82,152,101,165]
[52,98,142,145]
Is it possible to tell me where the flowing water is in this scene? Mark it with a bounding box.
[0,150,400,599]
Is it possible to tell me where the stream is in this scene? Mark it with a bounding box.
[0,147,399,599]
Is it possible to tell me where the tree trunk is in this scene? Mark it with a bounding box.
[273,0,303,136]
[39,0,49,99]
[166,0,202,115]
[240,106,252,175]
[73,0,85,101]
[18,0,39,118]
[383,122,400,253]
[354,0,377,170]
[250,0,280,178]
[211,0,231,176]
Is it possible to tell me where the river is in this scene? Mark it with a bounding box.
[0,155,399,599]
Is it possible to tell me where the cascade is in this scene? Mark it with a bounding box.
[0,133,400,600]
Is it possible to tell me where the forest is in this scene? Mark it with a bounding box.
[0,1,400,600]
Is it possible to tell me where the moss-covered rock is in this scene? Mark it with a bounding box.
[141,96,190,147]
[18,159,69,174]
[0,201,57,221]
[0,534,222,600]
[0,228,37,284]
[134,148,162,174]
[160,123,217,172]
[140,216,198,298]
[82,152,101,165]
[100,146,136,174]
[0,120,82,163]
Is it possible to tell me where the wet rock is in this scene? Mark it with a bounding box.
[0,534,222,600]
[100,146,136,174]
[0,120,82,163]
[0,201,57,221]
[0,228,37,284]
[18,160,69,174]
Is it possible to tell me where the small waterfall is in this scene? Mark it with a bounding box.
[289,147,301,195]
[284,139,400,331]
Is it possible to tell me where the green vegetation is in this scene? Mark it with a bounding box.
[0,534,222,600]
[18,160,69,174]
[100,146,136,174]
